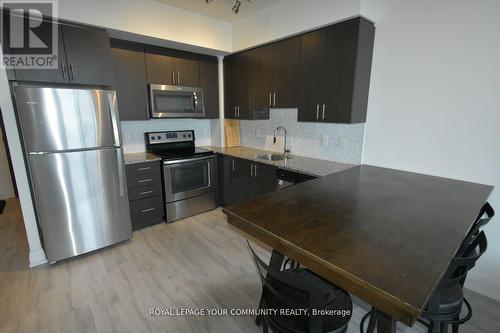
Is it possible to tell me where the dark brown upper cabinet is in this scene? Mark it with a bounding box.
[12,20,114,86]
[61,25,114,86]
[224,37,300,119]
[199,55,220,119]
[251,37,300,110]
[223,52,252,119]
[298,17,375,123]
[110,40,149,121]
[145,47,200,87]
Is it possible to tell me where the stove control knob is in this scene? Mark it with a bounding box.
[157,136,161,140]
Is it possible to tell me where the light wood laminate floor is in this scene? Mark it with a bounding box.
[0,198,498,333]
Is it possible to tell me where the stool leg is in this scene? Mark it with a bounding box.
[452,316,459,333]
[367,309,377,333]
[440,321,449,333]
[428,321,438,333]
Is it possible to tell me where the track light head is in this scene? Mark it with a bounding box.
[232,0,241,13]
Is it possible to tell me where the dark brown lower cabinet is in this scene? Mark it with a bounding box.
[218,154,277,206]
[125,161,164,230]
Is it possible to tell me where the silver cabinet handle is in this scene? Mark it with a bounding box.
[273,93,276,107]
[177,72,180,85]
[316,104,320,120]
[69,64,76,81]
[137,166,151,171]
[139,190,153,195]
[141,208,155,213]
[234,106,237,118]
[232,160,235,172]
[322,104,326,120]
[269,93,272,107]
[250,164,254,177]
[254,164,258,178]
[172,72,175,84]
[61,63,68,80]
[138,178,153,183]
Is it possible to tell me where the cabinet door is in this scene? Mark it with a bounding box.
[14,26,69,83]
[62,25,114,86]
[199,55,219,119]
[235,51,253,119]
[272,37,300,108]
[223,55,238,119]
[323,19,358,123]
[222,156,253,205]
[298,29,327,122]
[250,46,274,111]
[323,18,374,123]
[252,162,277,197]
[174,53,200,87]
[110,40,149,120]
[145,46,175,85]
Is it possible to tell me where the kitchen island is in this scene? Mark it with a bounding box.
[223,165,493,332]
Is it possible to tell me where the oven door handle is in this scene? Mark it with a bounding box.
[163,155,214,165]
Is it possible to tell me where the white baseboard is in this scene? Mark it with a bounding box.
[466,271,500,303]
[29,248,48,267]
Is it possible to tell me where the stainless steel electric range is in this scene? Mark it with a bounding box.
[145,130,215,222]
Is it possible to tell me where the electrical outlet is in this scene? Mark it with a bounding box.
[321,134,329,146]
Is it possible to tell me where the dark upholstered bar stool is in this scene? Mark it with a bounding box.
[247,242,353,333]
[360,202,494,333]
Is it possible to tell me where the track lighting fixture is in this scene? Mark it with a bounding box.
[232,0,241,14]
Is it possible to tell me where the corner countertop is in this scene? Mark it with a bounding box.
[124,152,161,165]
[200,146,356,177]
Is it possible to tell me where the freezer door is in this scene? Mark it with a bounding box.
[14,86,120,152]
[28,148,132,262]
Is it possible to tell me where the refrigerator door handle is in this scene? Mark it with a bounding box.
[116,149,125,197]
[108,92,121,147]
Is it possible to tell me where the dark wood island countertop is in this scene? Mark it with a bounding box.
[223,165,493,327]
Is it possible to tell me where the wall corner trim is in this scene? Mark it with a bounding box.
[29,248,48,268]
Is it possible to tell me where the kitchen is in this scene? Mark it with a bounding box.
[0,1,499,333]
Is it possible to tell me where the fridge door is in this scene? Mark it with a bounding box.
[28,147,131,262]
[14,86,120,152]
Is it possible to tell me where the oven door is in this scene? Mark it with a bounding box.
[149,84,205,118]
[163,156,215,202]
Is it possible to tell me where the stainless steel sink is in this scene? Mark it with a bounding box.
[256,153,291,161]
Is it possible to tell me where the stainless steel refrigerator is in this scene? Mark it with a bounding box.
[14,86,132,263]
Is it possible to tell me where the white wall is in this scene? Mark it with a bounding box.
[58,0,232,52]
[0,49,48,267]
[231,0,361,51]
[361,0,500,301]
[0,128,14,200]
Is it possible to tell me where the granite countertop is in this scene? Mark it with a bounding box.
[124,152,161,165]
[201,146,355,177]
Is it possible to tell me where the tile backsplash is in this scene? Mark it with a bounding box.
[239,109,365,164]
[121,119,216,153]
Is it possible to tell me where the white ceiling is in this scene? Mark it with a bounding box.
[155,0,283,22]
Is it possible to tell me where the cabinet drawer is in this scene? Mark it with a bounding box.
[125,161,161,177]
[128,184,163,201]
[127,172,161,189]
[129,196,164,230]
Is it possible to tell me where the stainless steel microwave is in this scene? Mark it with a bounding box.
[149,84,205,118]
